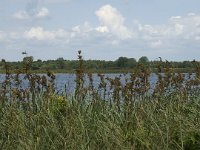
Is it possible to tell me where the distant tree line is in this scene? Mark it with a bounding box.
[0,56,197,73]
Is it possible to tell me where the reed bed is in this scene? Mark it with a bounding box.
[0,51,200,149]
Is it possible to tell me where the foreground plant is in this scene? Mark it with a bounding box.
[0,52,200,149]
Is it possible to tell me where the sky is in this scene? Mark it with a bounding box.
[1,0,200,61]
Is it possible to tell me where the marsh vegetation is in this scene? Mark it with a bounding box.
[0,51,200,149]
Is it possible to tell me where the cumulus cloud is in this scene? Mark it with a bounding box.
[44,0,71,3]
[170,13,200,39]
[24,27,67,40]
[71,22,92,33]
[174,23,184,35]
[13,11,30,20]
[11,6,200,47]
[6,5,200,60]
[70,22,94,39]
[35,7,49,18]
[95,26,109,33]
[136,12,200,41]
[95,4,131,39]
[170,16,182,20]
[127,12,200,60]
[13,8,49,20]
[13,0,49,20]
[14,7,49,20]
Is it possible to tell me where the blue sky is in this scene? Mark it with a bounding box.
[1,0,200,61]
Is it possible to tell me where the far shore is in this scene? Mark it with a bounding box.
[0,68,196,74]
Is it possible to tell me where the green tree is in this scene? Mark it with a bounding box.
[127,58,137,68]
[116,57,129,68]
[57,57,66,69]
[138,56,149,65]
[23,56,33,64]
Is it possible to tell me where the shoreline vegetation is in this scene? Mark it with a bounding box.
[0,54,198,73]
[0,51,200,149]
[0,69,196,74]
[0,68,196,74]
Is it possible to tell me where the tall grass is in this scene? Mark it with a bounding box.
[0,52,200,149]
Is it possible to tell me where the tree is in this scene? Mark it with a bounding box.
[116,57,129,68]
[23,56,33,64]
[22,56,34,71]
[127,58,137,68]
[138,56,149,65]
[56,57,66,69]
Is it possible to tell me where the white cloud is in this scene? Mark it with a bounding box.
[5,8,200,61]
[13,7,49,20]
[35,7,49,19]
[188,13,196,16]
[170,16,182,20]
[95,4,131,39]
[142,24,159,35]
[10,10,200,47]
[95,26,109,33]
[174,23,184,35]
[24,27,67,41]
[138,13,200,40]
[71,22,93,39]
[44,0,71,3]
[24,27,55,40]
[13,11,29,20]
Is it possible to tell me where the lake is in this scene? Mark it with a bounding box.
[0,73,195,95]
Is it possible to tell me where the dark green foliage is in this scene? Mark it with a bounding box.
[56,57,66,69]
[0,56,198,73]
[115,57,137,68]
[138,56,149,66]
[116,57,129,68]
